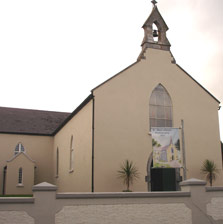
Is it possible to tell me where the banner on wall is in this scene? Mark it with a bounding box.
[151,127,182,168]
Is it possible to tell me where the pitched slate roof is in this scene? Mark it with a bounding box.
[0,107,70,136]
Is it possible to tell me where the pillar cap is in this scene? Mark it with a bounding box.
[32,182,57,191]
[180,178,207,186]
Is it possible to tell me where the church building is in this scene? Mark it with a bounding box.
[0,1,222,195]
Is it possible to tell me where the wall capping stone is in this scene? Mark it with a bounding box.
[32,182,57,192]
[1,180,223,224]
[206,187,223,192]
[0,197,34,204]
[180,178,207,186]
[56,191,191,199]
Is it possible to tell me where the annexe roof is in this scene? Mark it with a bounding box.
[0,107,70,136]
[0,94,93,136]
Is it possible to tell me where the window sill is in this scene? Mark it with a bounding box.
[69,169,74,173]
[16,184,24,187]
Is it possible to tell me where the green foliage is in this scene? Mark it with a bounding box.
[201,159,219,186]
[152,138,161,147]
[117,160,139,191]
[154,163,171,168]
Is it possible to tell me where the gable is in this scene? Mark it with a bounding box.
[143,6,168,30]
[7,152,35,164]
[92,48,220,105]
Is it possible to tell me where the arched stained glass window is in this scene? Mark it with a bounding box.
[15,143,25,155]
[149,84,173,128]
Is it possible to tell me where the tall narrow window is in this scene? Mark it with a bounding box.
[56,147,59,177]
[149,84,173,128]
[69,136,74,172]
[18,167,23,184]
[14,143,25,155]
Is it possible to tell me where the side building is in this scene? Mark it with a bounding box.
[0,107,68,194]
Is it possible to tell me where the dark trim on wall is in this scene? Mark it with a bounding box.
[91,94,95,192]
[176,64,220,104]
[2,166,7,195]
[0,131,53,136]
[53,94,93,135]
[91,61,139,92]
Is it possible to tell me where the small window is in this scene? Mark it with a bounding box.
[56,147,59,177]
[149,84,173,129]
[18,167,23,184]
[69,136,74,172]
[15,143,25,155]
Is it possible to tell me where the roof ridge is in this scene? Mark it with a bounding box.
[0,106,71,114]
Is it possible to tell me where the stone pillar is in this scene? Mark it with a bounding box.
[180,178,213,224]
[180,178,206,192]
[32,182,57,224]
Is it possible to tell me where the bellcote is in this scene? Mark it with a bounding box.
[138,1,171,60]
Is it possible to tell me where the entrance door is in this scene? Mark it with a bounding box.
[151,168,176,191]
[146,154,182,191]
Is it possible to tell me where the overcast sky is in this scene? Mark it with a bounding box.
[0,0,222,140]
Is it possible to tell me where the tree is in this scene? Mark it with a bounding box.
[201,159,219,186]
[117,160,139,191]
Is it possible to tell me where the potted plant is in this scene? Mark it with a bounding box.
[117,160,139,192]
[201,159,219,186]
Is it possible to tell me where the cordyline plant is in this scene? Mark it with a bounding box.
[117,160,139,192]
[201,159,219,186]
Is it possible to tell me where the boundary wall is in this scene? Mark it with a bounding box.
[0,179,223,224]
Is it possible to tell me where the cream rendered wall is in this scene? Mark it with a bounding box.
[93,48,223,192]
[0,134,53,194]
[5,153,35,195]
[53,100,92,192]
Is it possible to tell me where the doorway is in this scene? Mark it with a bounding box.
[146,153,181,191]
[151,168,176,191]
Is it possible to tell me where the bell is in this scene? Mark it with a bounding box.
[153,30,158,37]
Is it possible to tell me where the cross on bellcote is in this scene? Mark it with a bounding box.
[151,0,157,7]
